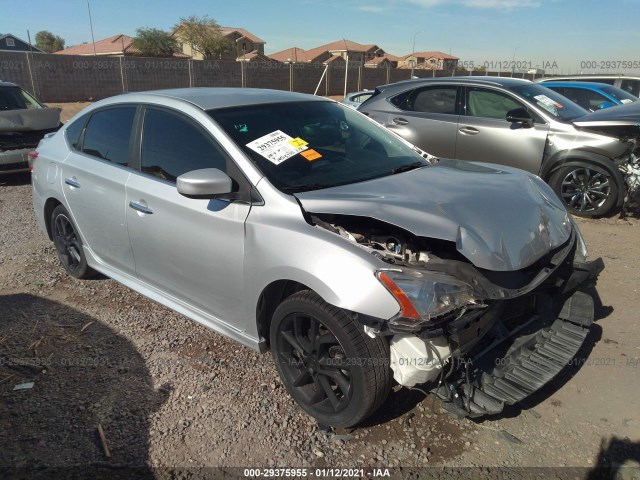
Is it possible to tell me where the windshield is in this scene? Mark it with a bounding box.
[601,85,638,104]
[509,84,588,122]
[208,101,429,193]
[0,86,43,111]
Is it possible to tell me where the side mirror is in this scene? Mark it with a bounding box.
[506,108,534,128]
[177,168,233,198]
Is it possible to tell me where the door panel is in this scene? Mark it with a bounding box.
[125,174,251,327]
[125,106,252,330]
[381,84,460,157]
[456,87,549,174]
[60,106,137,274]
[61,155,133,273]
[384,112,459,158]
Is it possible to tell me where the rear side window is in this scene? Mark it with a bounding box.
[82,107,136,165]
[392,86,458,114]
[141,108,228,183]
[620,79,640,97]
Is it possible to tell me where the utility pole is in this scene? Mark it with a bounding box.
[87,0,97,56]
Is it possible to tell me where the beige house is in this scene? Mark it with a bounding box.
[398,51,459,70]
[175,26,265,60]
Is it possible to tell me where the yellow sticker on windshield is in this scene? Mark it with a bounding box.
[289,137,308,149]
[301,149,322,161]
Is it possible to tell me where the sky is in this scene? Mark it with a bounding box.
[2,0,640,74]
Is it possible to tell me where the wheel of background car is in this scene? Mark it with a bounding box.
[51,205,96,279]
[549,162,619,218]
[270,290,391,428]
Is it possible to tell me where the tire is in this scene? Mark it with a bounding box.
[549,162,619,218]
[270,290,391,428]
[50,205,96,279]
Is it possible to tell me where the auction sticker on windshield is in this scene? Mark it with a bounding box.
[246,130,309,165]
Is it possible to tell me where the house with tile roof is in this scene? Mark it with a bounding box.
[270,39,393,67]
[398,51,459,70]
[56,34,135,56]
[0,34,44,53]
[174,26,266,60]
[269,47,331,64]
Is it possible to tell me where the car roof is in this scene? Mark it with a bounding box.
[0,81,19,88]
[541,81,615,90]
[122,88,329,110]
[376,76,533,91]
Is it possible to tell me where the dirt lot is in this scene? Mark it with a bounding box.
[0,103,639,479]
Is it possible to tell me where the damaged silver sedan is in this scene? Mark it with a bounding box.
[31,88,603,428]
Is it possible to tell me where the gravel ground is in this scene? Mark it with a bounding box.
[1,139,639,478]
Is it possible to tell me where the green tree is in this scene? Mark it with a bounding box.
[35,31,65,53]
[132,28,178,57]
[174,15,233,60]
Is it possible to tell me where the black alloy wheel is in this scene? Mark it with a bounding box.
[270,290,391,428]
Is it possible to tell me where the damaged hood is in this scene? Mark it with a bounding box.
[295,160,572,272]
[0,107,61,132]
[573,100,640,127]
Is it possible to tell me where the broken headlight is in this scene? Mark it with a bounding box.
[569,216,589,262]
[376,269,477,328]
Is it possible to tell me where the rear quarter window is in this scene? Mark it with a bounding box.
[64,115,88,150]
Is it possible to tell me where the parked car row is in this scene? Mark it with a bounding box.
[355,76,640,218]
[30,86,606,428]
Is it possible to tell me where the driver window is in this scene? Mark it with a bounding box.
[141,108,228,183]
[466,87,524,120]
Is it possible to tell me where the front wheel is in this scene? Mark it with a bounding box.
[549,163,619,217]
[270,291,391,428]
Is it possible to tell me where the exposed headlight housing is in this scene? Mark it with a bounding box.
[376,269,478,328]
[569,216,589,262]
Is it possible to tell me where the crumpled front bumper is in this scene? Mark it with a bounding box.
[0,148,30,174]
[429,256,604,418]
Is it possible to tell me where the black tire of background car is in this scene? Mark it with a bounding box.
[270,290,391,428]
[549,162,619,218]
[50,205,96,279]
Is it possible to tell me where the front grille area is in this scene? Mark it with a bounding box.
[0,127,58,151]
[0,161,28,172]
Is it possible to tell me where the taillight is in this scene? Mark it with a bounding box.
[28,151,38,173]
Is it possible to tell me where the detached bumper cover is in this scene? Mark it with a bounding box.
[431,257,604,418]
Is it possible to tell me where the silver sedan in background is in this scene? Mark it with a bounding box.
[32,88,602,427]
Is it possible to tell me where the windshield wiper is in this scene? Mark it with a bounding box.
[390,161,425,175]
[281,183,332,193]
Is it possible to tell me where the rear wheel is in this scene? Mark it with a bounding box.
[270,291,391,428]
[51,205,96,279]
[549,163,619,217]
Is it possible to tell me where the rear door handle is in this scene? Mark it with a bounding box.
[64,177,81,188]
[129,201,154,215]
[392,117,410,126]
[459,126,480,135]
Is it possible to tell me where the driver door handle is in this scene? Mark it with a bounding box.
[392,117,410,125]
[129,201,154,215]
[459,126,480,135]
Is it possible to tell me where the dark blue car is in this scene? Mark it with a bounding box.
[543,81,638,111]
